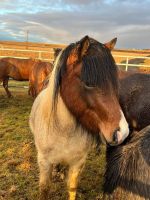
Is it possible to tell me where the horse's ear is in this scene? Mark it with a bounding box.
[104,38,117,50]
[79,35,90,58]
[53,48,62,61]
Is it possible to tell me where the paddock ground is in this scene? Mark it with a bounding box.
[0,81,105,200]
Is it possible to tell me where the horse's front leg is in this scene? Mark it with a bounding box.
[67,160,85,200]
[38,152,52,200]
[3,77,12,98]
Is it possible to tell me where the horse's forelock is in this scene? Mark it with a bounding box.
[81,47,118,93]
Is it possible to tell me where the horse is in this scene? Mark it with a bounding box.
[118,68,150,80]
[118,72,150,131]
[118,69,138,79]
[41,69,150,132]
[28,61,53,98]
[103,70,150,199]
[0,57,37,97]
[103,124,150,200]
[29,35,129,200]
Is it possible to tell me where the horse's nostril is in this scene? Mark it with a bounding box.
[112,128,120,143]
[113,132,118,143]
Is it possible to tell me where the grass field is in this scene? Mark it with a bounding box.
[0,82,106,200]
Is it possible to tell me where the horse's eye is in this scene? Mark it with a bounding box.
[83,83,95,89]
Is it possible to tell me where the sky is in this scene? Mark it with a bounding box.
[0,0,150,49]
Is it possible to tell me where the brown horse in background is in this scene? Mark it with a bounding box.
[41,48,62,90]
[0,57,37,97]
[28,48,62,98]
[28,61,53,98]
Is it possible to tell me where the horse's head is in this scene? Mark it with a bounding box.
[54,36,129,146]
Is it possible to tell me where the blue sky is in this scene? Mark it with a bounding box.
[0,0,150,49]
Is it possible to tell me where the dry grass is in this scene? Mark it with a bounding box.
[0,40,66,61]
[0,83,106,200]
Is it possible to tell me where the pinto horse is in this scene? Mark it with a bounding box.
[0,57,36,97]
[103,125,150,200]
[29,36,129,200]
[28,61,53,98]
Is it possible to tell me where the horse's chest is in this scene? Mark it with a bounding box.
[40,128,91,164]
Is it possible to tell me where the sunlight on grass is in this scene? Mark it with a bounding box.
[0,88,106,200]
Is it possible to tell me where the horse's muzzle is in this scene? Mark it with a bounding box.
[109,128,128,146]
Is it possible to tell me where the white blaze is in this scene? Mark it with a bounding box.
[117,110,129,144]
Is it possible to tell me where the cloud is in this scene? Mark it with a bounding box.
[0,0,150,48]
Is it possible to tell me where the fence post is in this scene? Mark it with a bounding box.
[125,57,129,71]
[39,51,42,60]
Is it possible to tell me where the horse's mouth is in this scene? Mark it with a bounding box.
[99,131,123,147]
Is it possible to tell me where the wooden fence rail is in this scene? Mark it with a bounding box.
[113,54,150,71]
[0,48,54,62]
[0,48,150,70]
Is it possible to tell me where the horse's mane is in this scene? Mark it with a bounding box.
[52,43,75,109]
[52,40,118,110]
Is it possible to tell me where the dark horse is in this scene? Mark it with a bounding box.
[119,71,150,131]
[0,57,37,97]
[103,71,150,199]
[103,125,150,200]
[29,36,129,200]
[28,61,53,98]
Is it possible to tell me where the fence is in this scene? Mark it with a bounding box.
[1,48,150,91]
[0,48,54,62]
[0,48,150,70]
[113,54,150,71]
